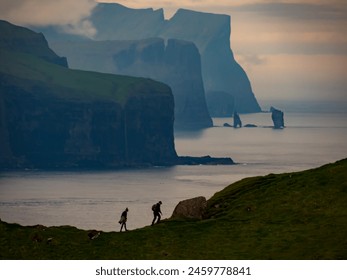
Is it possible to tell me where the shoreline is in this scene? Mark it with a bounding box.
[0,155,235,172]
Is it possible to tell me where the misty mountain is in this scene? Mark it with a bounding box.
[32,3,261,124]
[50,37,213,130]
[90,3,261,114]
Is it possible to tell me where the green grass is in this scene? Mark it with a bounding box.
[0,49,170,104]
[1,158,347,259]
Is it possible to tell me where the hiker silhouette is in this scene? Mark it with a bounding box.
[151,201,162,225]
[119,207,129,232]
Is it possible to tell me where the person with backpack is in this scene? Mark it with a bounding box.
[119,207,129,232]
[151,201,162,226]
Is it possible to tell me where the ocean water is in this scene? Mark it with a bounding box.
[0,112,346,232]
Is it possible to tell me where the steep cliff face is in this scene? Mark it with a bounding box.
[30,3,260,125]
[87,3,261,114]
[161,9,261,113]
[0,78,176,168]
[51,38,213,129]
[0,21,177,169]
[162,39,212,129]
[124,92,176,164]
[92,3,164,40]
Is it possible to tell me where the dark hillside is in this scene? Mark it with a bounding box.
[1,159,346,259]
[0,20,176,169]
[0,20,68,67]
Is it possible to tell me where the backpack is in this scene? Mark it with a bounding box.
[151,204,156,211]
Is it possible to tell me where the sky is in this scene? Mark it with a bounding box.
[1,0,346,105]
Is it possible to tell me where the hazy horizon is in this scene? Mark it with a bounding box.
[0,0,346,107]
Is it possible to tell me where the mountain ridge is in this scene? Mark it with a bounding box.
[32,3,261,119]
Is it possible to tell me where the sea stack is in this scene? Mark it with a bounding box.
[233,112,242,128]
[270,107,285,129]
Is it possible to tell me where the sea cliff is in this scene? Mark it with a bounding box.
[33,2,261,127]
[51,37,213,129]
[88,3,260,114]
[0,20,176,169]
[0,20,233,169]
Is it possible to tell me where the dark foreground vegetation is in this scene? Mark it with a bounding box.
[1,159,346,259]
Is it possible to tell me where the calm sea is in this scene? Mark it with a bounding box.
[0,111,346,231]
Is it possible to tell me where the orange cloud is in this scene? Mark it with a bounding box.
[0,0,97,37]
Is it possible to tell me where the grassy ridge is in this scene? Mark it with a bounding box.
[0,49,170,104]
[1,159,347,259]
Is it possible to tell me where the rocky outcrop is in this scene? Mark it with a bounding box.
[233,112,242,128]
[176,156,234,165]
[50,38,212,130]
[244,124,257,128]
[270,107,285,129]
[171,196,207,220]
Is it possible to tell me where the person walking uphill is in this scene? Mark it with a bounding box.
[151,201,162,226]
[119,207,129,232]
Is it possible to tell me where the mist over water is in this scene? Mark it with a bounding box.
[0,112,346,231]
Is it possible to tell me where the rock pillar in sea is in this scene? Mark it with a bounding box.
[233,112,242,128]
[270,107,285,129]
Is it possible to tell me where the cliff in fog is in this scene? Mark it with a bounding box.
[160,8,261,114]
[32,2,261,127]
[0,20,177,169]
[51,37,213,129]
[90,3,261,114]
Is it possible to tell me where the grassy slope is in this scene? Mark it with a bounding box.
[1,159,347,259]
[0,49,170,104]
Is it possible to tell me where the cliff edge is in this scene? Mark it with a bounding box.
[90,3,261,114]
[51,37,213,130]
[0,21,177,169]
[0,21,233,169]
[31,3,261,128]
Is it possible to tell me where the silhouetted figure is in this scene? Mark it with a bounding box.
[233,112,242,128]
[119,207,129,232]
[151,201,162,225]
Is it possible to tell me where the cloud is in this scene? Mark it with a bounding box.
[231,2,347,22]
[2,0,344,102]
[101,0,347,19]
[240,53,347,102]
[0,0,97,37]
[226,1,347,57]
[237,54,267,66]
[100,0,262,18]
